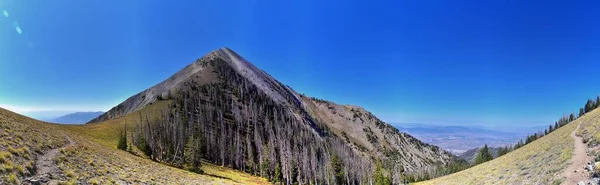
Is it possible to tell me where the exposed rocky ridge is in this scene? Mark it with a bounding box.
[90,47,458,184]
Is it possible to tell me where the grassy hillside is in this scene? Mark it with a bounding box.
[577,108,600,146]
[0,108,68,184]
[0,106,270,184]
[416,118,577,184]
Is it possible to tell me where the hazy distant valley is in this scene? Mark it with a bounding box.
[395,123,539,154]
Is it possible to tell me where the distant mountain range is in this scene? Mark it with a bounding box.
[50,111,104,124]
[394,124,526,154]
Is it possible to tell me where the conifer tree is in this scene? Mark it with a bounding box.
[474,145,493,165]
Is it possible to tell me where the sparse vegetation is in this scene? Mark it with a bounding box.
[417,117,577,184]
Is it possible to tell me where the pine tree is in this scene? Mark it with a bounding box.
[117,126,128,151]
[373,161,392,185]
[569,113,575,122]
[274,162,282,183]
[331,153,345,185]
[474,145,493,165]
[184,135,203,173]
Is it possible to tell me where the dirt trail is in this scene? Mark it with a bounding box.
[563,122,592,184]
[28,133,75,185]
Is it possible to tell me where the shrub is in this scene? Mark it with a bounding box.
[2,160,14,172]
[0,151,11,163]
[8,147,19,156]
[7,173,18,184]
[89,178,100,185]
[15,165,25,175]
[66,169,76,178]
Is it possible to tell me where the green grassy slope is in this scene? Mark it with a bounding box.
[416,118,578,184]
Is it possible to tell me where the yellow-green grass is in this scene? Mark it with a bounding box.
[0,105,270,184]
[416,119,577,185]
[53,131,270,184]
[0,108,68,182]
[59,100,172,148]
[576,108,600,146]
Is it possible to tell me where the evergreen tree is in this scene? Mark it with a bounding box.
[118,126,128,151]
[184,135,203,173]
[497,146,508,157]
[373,161,392,185]
[331,153,345,185]
[569,113,575,122]
[474,145,493,165]
[274,162,282,183]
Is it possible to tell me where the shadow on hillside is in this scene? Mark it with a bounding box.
[203,173,238,183]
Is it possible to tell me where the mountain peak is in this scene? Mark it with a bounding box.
[88,47,298,123]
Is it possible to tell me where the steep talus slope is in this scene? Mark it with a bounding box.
[302,97,455,173]
[89,47,457,184]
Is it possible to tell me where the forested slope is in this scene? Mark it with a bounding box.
[90,47,459,184]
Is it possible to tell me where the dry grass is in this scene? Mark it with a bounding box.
[0,108,68,183]
[576,108,600,145]
[0,105,270,184]
[416,120,577,185]
[60,100,172,148]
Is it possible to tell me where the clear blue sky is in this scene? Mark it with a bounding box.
[0,0,599,126]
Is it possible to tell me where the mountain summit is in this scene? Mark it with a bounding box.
[89,48,458,184]
[89,47,299,123]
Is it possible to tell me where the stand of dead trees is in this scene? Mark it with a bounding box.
[132,56,455,184]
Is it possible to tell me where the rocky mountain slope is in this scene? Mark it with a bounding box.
[89,47,458,184]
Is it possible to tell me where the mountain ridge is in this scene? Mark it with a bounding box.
[89,47,458,184]
[52,111,104,124]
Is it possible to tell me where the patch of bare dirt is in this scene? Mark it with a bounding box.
[26,134,75,185]
[563,122,592,184]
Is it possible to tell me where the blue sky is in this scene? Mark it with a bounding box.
[0,0,599,126]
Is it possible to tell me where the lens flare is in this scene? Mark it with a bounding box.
[2,10,8,17]
[12,21,22,34]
